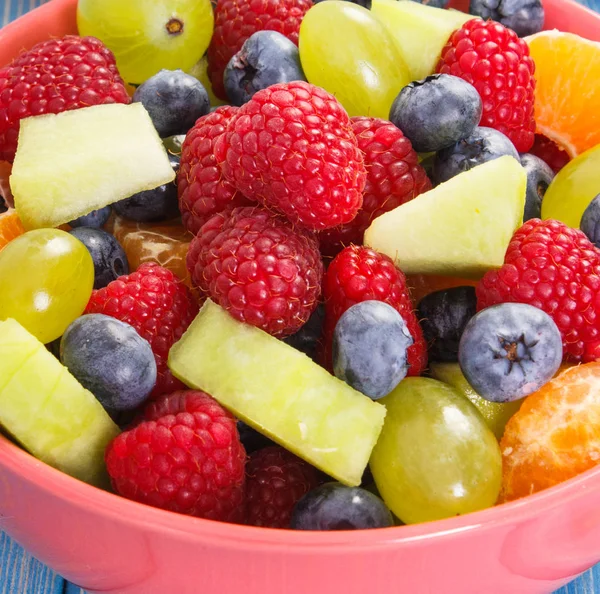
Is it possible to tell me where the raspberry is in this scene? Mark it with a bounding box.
[529,133,571,174]
[319,116,432,257]
[187,206,323,337]
[477,219,600,361]
[0,35,130,163]
[207,0,313,100]
[246,445,320,528]
[85,263,199,398]
[215,81,366,231]
[436,19,536,153]
[178,106,251,236]
[322,245,428,376]
[106,390,246,522]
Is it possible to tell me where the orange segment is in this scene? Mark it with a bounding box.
[500,362,600,503]
[406,274,478,304]
[0,210,25,251]
[526,31,600,158]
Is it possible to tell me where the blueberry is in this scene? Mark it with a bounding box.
[389,75,482,153]
[333,301,413,400]
[112,153,180,223]
[432,126,520,185]
[408,0,450,7]
[283,303,325,362]
[417,286,477,362]
[469,0,544,37]
[458,303,563,403]
[224,31,307,107]
[60,314,157,411]
[236,420,274,453]
[68,206,112,229]
[291,482,394,530]
[69,227,129,289]
[520,153,554,221]
[132,69,210,137]
[580,194,600,248]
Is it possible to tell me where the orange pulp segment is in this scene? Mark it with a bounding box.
[0,209,25,251]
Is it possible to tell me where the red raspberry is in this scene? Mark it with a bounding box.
[86,263,199,398]
[529,134,571,174]
[246,446,320,528]
[436,19,536,153]
[322,245,428,376]
[106,390,246,522]
[207,0,313,100]
[0,35,130,163]
[187,206,323,337]
[215,81,366,231]
[477,219,600,361]
[319,116,432,257]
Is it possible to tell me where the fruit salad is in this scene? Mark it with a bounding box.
[0,0,599,531]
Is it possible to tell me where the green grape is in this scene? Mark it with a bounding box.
[298,1,411,119]
[0,229,94,344]
[370,377,502,525]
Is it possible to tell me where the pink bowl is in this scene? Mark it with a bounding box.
[2,1,600,593]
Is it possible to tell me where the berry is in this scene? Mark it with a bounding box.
[580,195,600,248]
[290,482,393,530]
[283,302,325,362]
[476,219,600,362]
[177,106,250,236]
[323,245,427,376]
[314,0,372,6]
[207,0,313,100]
[529,134,571,174]
[520,153,554,222]
[132,69,210,138]
[246,445,320,528]
[69,206,112,229]
[436,19,536,153]
[333,301,413,400]
[389,74,482,153]
[458,303,563,403]
[469,0,544,37]
[0,35,130,163]
[69,227,129,290]
[106,390,246,522]
[417,286,477,363]
[215,81,366,231]
[85,262,199,397]
[187,206,323,337]
[224,31,306,106]
[319,116,431,257]
[61,314,156,411]
[237,420,275,454]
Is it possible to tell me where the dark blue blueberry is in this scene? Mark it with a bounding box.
[69,227,129,290]
[283,303,325,362]
[520,153,554,221]
[333,300,413,400]
[132,69,210,137]
[432,126,519,185]
[68,206,112,229]
[580,195,600,248]
[236,420,275,453]
[60,314,157,411]
[389,74,482,153]
[291,482,394,530]
[417,286,477,362]
[469,0,544,37]
[112,153,180,223]
[224,31,307,107]
[458,303,563,403]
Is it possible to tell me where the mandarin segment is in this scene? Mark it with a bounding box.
[0,210,25,251]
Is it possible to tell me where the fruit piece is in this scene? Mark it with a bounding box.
[0,318,119,486]
[436,19,536,153]
[0,209,24,251]
[529,133,570,174]
[224,31,306,106]
[61,314,156,411]
[77,0,214,85]
[11,103,175,230]
[476,218,600,362]
[168,299,386,486]
[365,156,526,278]
[69,207,112,230]
[283,303,325,363]
[500,363,600,502]
[0,229,94,344]
[370,0,475,81]
[333,301,413,400]
[106,390,246,521]
[0,35,130,163]
[389,74,482,153]
[520,153,554,222]
[429,362,522,440]
[291,483,393,530]
[526,31,600,158]
[370,377,502,524]
[299,1,411,119]
[406,274,478,304]
[132,69,210,137]
[469,0,544,37]
[580,195,600,248]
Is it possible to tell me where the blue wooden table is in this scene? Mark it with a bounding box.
[2,0,600,592]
